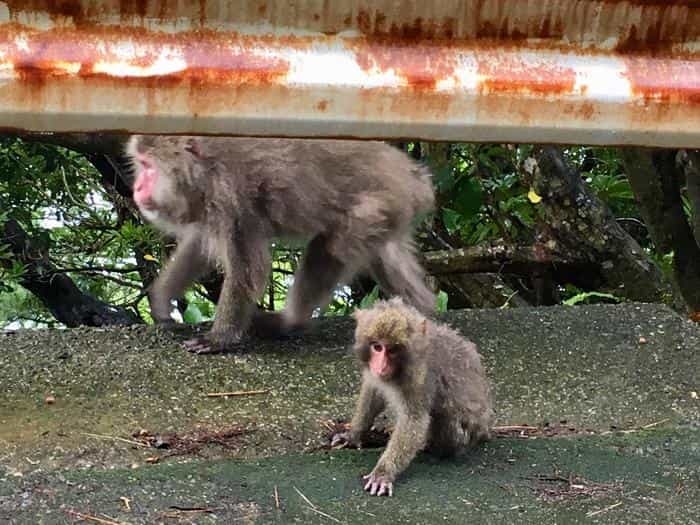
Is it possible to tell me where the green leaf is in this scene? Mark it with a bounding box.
[359,285,380,309]
[452,177,483,219]
[183,303,204,324]
[436,290,449,312]
[563,291,620,306]
[442,208,461,234]
[433,165,455,193]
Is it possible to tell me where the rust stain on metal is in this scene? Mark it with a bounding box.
[388,90,453,119]
[477,53,576,96]
[578,102,596,120]
[4,0,146,22]
[353,40,457,90]
[0,0,698,146]
[613,2,699,54]
[176,33,290,86]
[4,0,87,22]
[4,1,698,45]
[475,16,528,41]
[624,56,700,104]
[560,101,597,121]
[356,9,457,41]
[346,2,699,49]
[0,24,292,86]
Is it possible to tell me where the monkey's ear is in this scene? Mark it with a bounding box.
[184,138,203,158]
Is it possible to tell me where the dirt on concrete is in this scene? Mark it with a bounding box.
[0,303,698,523]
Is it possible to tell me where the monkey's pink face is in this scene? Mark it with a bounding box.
[132,153,159,212]
[369,340,399,379]
[131,151,192,230]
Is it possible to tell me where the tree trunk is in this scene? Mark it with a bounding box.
[437,273,531,308]
[1,218,139,327]
[527,146,669,304]
[680,150,700,243]
[621,148,700,311]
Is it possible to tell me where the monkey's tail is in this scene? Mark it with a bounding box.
[370,238,436,314]
[414,165,437,214]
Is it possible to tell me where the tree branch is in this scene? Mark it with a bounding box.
[52,265,142,274]
[422,243,586,276]
[526,146,670,304]
[1,218,139,327]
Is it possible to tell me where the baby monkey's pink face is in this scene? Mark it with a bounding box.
[368,340,401,380]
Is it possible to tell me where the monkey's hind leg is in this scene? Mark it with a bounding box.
[369,238,435,315]
[463,419,492,448]
[426,413,465,458]
[150,233,208,324]
[253,234,347,338]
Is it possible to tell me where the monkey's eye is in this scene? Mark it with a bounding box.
[137,155,153,170]
[370,342,385,353]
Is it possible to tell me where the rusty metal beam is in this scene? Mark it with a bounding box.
[0,1,698,147]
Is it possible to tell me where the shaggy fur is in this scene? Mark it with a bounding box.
[127,136,436,352]
[336,297,493,495]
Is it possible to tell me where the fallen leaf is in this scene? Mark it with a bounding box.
[528,188,542,204]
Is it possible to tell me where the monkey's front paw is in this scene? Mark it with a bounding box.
[362,472,394,497]
[183,336,221,354]
[183,334,237,354]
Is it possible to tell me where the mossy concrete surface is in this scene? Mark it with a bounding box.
[0,304,698,523]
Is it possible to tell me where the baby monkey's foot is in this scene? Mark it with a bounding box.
[330,431,362,449]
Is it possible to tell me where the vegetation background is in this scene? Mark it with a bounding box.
[1,135,698,330]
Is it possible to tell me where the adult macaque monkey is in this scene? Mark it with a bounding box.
[127,136,435,353]
[332,297,493,497]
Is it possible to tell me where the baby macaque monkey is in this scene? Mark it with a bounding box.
[332,297,493,496]
[127,136,435,353]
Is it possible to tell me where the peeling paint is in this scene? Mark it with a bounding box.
[624,56,700,104]
[0,0,698,146]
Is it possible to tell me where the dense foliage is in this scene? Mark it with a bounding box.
[1,137,697,330]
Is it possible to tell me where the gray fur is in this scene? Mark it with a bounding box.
[127,136,436,353]
[335,297,494,495]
